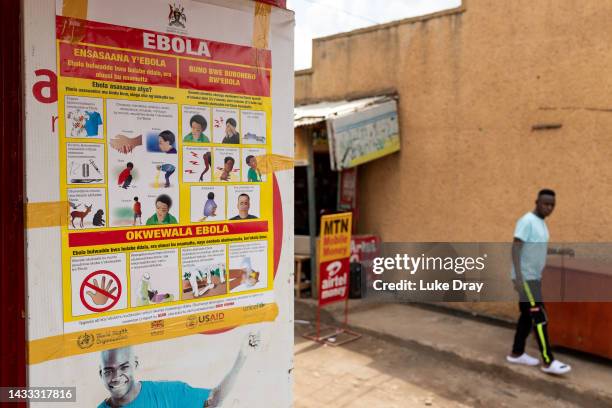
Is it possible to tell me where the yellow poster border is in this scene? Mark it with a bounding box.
[55,27,276,333]
[28,303,278,365]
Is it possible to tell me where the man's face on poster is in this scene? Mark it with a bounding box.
[224,159,235,172]
[158,136,171,152]
[156,200,169,221]
[238,194,250,212]
[226,122,236,136]
[191,121,203,138]
[100,348,138,400]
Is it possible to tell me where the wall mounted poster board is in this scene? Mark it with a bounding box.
[24,1,294,406]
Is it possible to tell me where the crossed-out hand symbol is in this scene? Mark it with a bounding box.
[86,276,118,305]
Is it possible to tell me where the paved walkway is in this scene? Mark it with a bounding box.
[295,299,612,407]
[294,331,470,408]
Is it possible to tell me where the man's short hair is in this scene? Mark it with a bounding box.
[226,118,237,127]
[100,347,137,373]
[245,155,255,165]
[159,130,175,145]
[538,189,556,198]
[156,194,172,208]
[238,193,250,201]
[134,196,138,201]
[127,162,134,169]
[207,192,215,199]
[190,114,207,131]
[224,156,235,164]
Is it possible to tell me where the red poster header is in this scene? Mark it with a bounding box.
[68,221,268,247]
[59,42,177,87]
[179,59,270,97]
[56,16,272,69]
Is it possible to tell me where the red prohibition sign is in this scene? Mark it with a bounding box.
[79,270,122,312]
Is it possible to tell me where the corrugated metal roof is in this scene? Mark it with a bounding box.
[294,95,393,128]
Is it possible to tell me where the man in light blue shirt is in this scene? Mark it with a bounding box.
[98,339,250,407]
[507,189,573,375]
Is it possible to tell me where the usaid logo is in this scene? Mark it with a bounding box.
[198,312,225,324]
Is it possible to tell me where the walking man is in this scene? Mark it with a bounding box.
[507,189,572,375]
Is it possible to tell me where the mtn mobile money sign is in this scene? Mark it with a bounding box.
[327,99,400,171]
[318,213,352,306]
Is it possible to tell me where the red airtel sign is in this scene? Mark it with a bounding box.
[318,258,350,306]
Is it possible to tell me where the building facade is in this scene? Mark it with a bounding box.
[295,0,612,320]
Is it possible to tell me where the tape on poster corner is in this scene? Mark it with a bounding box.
[252,2,272,71]
[62,0,88,19]
[253,2,272,49]
[256,154,294,175]
[26,201,70,229]
[58,0,89,43]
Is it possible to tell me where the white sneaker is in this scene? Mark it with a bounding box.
[541,360,571,375]
[506,353,540,366]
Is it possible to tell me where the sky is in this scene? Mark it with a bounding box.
[286,0,462,70]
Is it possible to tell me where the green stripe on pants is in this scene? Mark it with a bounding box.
[523,282,536,306]
[536,323,551,364]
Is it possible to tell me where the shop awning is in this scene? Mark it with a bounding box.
[293,95,393,128]
[294,95,400,170]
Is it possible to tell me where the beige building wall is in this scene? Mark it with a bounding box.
[295,1,612,319]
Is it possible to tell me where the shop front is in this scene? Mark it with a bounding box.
[293,95,398,298]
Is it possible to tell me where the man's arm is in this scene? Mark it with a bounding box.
[204,336,253,407]
[512,237,524,289]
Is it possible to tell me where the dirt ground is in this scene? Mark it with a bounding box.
[293,322,581,408]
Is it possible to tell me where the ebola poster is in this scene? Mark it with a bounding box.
[24,1,294,405]
[55,11,276,343]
